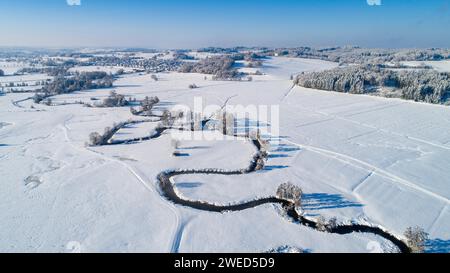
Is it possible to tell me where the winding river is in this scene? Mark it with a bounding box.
[96,115,411,253]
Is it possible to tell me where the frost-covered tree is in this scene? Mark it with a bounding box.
[161,110,174,127]
[131,96,160,116]
[141,96,160,111]
[265,47,450,65]
[179,56,242,81]
[255,158,265,171]
[404,226,429,253]
[101,91,129,107]
[328,217,338,231]
[35,72,114,102]
[89,132,103,146]
[276,182,303,209]
[316,216,327,232]
[295,64,450,105]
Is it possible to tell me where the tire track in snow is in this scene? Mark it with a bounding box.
[352,171,374,194]
[60,116,181,253]
[428,204,448,235]
[308,103,450,152]
[284,139,450,205]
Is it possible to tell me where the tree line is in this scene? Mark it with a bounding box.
[295,65,450,105]
[178,56,242,80]
[264,46,450,65]
[33,71,115,103]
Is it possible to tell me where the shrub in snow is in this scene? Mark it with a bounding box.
[255,157,265,171]
[151,74,159,81]
[141,96,159,111]
[89,132,103,146]
[404,226,429,253]
[267,246,305,254]
[188,84,198,89]
[316,216,327,232]
[88,122,130,146]
[33,93,48,104]
[328,217,338,230]
[247,61,263,68]
[101,91,129,107]
[276,182,303,209]
[131,96,160,116]
[161,110,175,127]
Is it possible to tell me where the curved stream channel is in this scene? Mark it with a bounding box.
[97,116,411,253]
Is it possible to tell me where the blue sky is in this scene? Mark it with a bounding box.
[0,0,449,48]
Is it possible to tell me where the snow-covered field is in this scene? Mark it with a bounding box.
[0,61,31,75]
[403,60,450,72]
[0,57,449,253]
[68,66,135,74]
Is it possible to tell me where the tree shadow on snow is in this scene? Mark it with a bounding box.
[303,193,363,211]
[268,154,290,159]
[264,165,290,171]
[176,182,203,189]
[179,146,210,150]
[425,239,450,253]
[272,144,301,153]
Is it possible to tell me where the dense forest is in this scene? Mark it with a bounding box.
[33,71,114,103]
[178,56,242,80]
[266,47,450,65]
[295,65,450,105]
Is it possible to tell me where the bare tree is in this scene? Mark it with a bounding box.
[255,158,265,171]
[327,217,338,231]
[316,216,327,232]
[404,226,429,253]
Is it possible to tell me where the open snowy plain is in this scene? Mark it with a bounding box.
[0,56,449,253]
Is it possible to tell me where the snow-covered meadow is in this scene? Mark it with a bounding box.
[0,56,449,253]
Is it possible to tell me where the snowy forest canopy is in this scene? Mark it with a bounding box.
[295,64,450,105]
[264,47,450,65]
